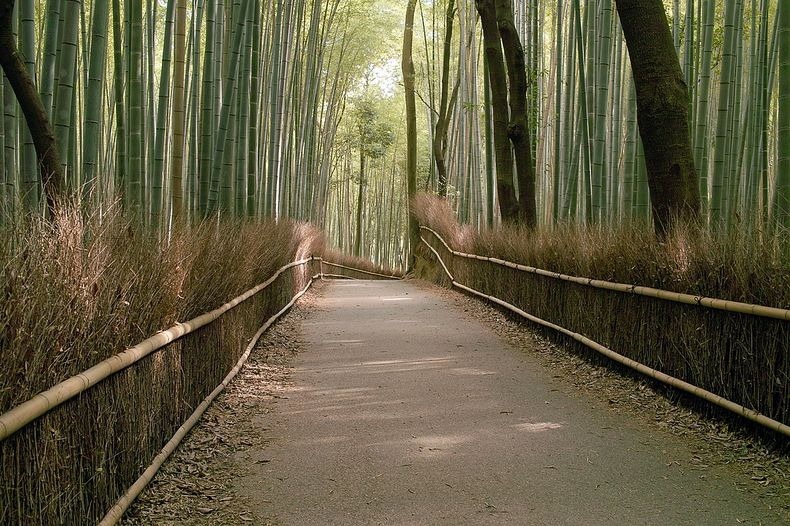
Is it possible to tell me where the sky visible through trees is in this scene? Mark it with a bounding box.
[0,0,787,268]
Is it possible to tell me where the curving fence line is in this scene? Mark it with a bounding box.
[0,255,394,524]
[419,227,790,438]
[420,227,790,321]
[318,260,402,280]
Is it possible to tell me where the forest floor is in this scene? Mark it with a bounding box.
[124,279,789,525]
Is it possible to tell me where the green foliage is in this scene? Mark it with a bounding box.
[353,98,395,160]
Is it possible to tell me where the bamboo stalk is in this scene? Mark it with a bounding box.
[420,235,790,438]
[99,274,321,525]
[420,226,790,321]
[0,258,313,441]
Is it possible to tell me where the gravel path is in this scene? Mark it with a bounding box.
[126,279,788,525]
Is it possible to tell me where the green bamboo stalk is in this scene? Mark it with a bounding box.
[775,0,790,230]
[82,0,109,204]
[693,0,714,214]
[2,73,15,208]
[711,0,739,226]
[199,0,217,215]
[51,0,79,188]
[246,0,261,216]
[18,0,37,210]
[170,0,188,218]
[186,0,205,217]
[592,0,613,221]
[151,0,177,227]
[207,0,251,215]
[40,0,61,118]
[127,0,144,211]
[111,0,127,199]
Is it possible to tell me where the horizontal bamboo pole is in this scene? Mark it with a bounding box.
[420,237,790,438]
[100,274,321,525]
[319,260,401,280]
[420,235,455,282]
[0,258,314,441]
[321,273,356,280]
[419,226,790,321]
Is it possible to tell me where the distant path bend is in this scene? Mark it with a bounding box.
[236,280,782,525]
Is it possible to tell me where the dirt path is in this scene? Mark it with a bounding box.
[127,279,788,525]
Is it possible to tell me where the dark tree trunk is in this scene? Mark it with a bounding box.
[476,0,519,223]
[615,0,699,235]
[434,0,457,198]
[403,0,419,270]
[495,0,537,227]
[0,0,62,216]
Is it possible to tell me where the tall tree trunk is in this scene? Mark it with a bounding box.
[615,0,699,236]
[0,0,61,216]
[494,0,537,227]
[434,0,456,198]
[483,55,496,226]
[476,0,518,223]
[403,0,418,270]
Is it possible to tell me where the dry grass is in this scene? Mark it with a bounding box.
[0,202,337,524]
[413,193,789,434]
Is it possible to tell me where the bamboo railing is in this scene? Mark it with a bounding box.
[420,226,790,321]
[420,229,790,438]
[0,255,395,524]
[0,258,312,441]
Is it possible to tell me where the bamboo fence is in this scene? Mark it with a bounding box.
[420,229,790,438]
[0,255,394,523]
[420,226,790,321]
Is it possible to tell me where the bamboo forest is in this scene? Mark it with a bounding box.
[0,0,788,524]
[0,0,787,258]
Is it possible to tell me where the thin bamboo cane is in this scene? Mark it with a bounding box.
[319,260,401,280]
[99,273,321,526]
[419,226,790,321]
[0,258,313,441]
[420,234,790,438]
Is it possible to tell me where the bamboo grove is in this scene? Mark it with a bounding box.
[0,1,403,238]
[415,0,788,233]
[0,0,788,270]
